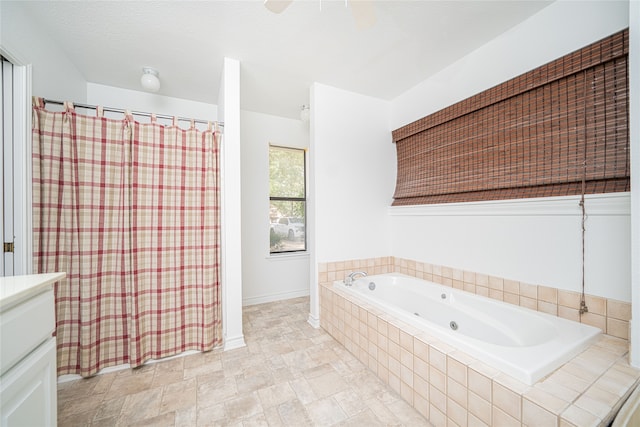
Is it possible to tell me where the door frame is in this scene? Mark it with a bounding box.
[1,46,33,276]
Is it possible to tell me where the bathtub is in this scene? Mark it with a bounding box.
[334,273,601,385]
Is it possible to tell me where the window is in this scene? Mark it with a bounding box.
[269,146,306,253]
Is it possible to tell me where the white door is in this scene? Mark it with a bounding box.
[1,57,15,276]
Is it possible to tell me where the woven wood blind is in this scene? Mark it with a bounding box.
[392,29,630,206]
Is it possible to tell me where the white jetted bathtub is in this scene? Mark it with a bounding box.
[334,273,601,385]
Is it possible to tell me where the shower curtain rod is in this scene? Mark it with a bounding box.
[42,98,224,128]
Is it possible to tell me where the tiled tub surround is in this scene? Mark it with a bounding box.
[318,257,639,425]
[318,257,632,341]
[320,283,640,426]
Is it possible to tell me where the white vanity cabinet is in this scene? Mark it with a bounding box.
[0,272,65,427]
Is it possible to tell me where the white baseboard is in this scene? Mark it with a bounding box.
[307,313,320,329]
[224,334,246,351]
[242,289,310,306]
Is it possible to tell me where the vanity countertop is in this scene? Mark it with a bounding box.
[0,272,66,312]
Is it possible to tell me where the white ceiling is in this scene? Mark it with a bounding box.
[19,0,553,119]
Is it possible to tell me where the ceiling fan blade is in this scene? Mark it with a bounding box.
[350,0,376,30]
[264,0,294,14]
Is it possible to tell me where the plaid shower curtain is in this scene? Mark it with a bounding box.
[32,98,222,377]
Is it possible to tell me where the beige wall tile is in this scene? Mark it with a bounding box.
[468,412,490,427]
[429,348,447,373]
[413,373,429,400]
[389,356,401,379]
[476,273,489,287]
[388,372,401,394]
[469,368,492,401]
[377,332,388,353]
[489,289,504,301]
[523,399,558,427]
[447,377,467,408]
[432,265,442,277]
[469,391,491,425]
[413,393,429,420]
[388,324,399,344]
[558,306,580,322]
[464,282,476,294]
[520,282,538,299]
[413,356,429,381]
[429,404,446,426]
[447,397,467,426]
[400,331,413,352]
[400,349,413,371]
[607,299,631,321]
[413,337,429,362]
[488,275,504,291]
[560,404,601,427]
[538,300,558,316]
[447,356,467,386]
[429,366,446,393]
[520,296,538,310]
[429,385,447,413]
[607,318,629,340]
[585,295,606,316]
[400,365,413,387]
[492,405,520,426]
[476,286,489,298]
[581,312,606,331]
[504,279,519,294]
[400,380,413,404]
[493,382,522,420]
[503,292,519,306]
[463,270,476,284]
[558,290,581,309]
[525,386,571,415]
[539,286,558,304]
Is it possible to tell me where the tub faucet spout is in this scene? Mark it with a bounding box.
[345,271,367,286]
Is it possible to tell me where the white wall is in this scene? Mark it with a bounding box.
[87,83,217,124]
[390,194,630,301]
[0,2,86,102]
[308,83,395,324]
[391,0,630,129]
[388,0,632,302]
[240,110,310,305]
[311,83,395,262]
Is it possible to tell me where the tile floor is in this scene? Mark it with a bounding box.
[57,297,431,426]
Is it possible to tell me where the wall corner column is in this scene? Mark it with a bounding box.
[629,0,640,368]
[219,57,245,350]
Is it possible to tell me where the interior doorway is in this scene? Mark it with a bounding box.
[0,53,32,277]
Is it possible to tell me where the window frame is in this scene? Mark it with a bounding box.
[268,145,307,255]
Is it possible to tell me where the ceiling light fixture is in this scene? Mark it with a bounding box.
[140,67,160,92]
[300,105,310,122]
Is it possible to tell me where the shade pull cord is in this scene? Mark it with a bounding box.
[579,69,589,316]
[579,162,589,316]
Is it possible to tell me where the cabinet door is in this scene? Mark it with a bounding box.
[0,338,57,427]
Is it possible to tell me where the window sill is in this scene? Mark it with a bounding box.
[266,252,310,261]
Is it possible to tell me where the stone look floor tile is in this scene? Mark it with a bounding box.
[57,297,430,426]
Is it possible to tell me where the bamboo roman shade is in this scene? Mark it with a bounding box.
[392,30,630,206]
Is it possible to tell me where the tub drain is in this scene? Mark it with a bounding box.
[450,321,458,331]
[368,282,376,290]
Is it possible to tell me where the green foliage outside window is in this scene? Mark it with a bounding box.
[269,146,306,253]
